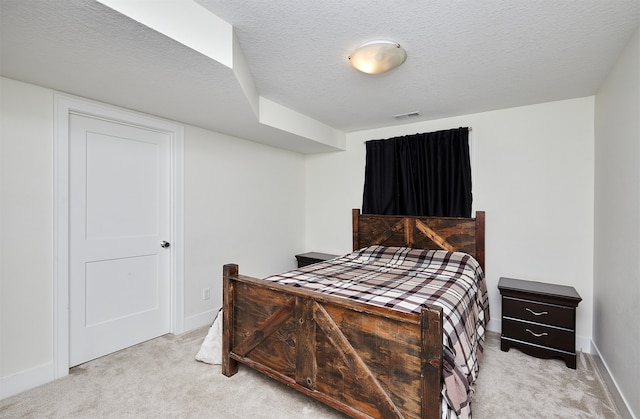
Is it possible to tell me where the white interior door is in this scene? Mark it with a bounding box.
[69,113,171,366]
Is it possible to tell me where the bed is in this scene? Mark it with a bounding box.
[222,209,487,419]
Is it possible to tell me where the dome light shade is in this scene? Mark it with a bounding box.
[348,40,407,74]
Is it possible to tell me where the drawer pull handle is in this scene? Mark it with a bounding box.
[526,308,548,316]
[526,328,548,338]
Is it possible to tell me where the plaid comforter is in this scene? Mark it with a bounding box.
[264,245,489,418]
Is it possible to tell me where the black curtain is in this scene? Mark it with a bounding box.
[362,127,472,217]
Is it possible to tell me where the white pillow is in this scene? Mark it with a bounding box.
[195,309,222,365]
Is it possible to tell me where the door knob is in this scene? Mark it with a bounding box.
[161,241,171,248]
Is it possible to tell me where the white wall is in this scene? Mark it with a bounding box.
[184,124,305,327]
[594,26,640,418]
[0,78,54,381]
[305,97,595,349]
[0,76,306,397]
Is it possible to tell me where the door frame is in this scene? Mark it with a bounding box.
[53,94,185,378]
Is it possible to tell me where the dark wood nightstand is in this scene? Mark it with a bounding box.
[498,277,582,369]
[295,252,339,268]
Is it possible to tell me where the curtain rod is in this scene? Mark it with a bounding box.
[366,127,472,143]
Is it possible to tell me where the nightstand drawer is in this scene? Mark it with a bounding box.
[503,297,574,329]
[502,318,574,352]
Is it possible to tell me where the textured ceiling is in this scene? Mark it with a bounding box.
[2,0,640,153]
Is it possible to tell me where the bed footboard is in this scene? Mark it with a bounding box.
[222,264,443,419]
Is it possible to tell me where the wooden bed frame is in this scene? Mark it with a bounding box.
[222,209,485,419]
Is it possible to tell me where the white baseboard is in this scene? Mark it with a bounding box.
[591,341,636,419]
[576,335,592,354]
[0,362,54,400]
[183,307,220,332]
[486,318,501,333]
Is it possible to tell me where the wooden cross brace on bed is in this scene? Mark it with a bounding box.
[352,209,485,272]
[222,264,444,419]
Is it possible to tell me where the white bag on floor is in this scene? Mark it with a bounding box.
[195,309,222,365]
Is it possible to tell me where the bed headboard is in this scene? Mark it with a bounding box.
[352,209,485,272]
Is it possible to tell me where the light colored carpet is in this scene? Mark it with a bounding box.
[0,329,621,418]
[474,333,620,419]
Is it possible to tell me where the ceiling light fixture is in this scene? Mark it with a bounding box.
[348,40,407,75]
